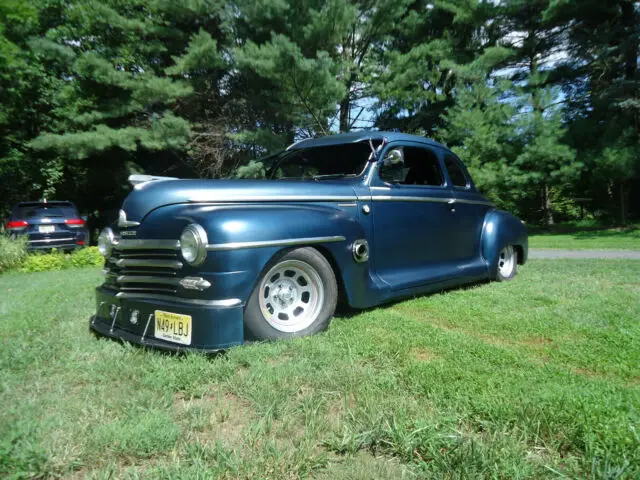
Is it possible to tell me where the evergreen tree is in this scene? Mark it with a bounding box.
[0,0,57,216]
[544,0,640,223]
[373,0,505,136]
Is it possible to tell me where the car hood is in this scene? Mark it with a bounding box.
[121,179,359,223]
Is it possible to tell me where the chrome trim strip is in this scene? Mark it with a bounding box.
[114,291,242,307]
[115,258,183,269]
[206,235,346,251]
[456,198,494,206]
[372,196,452,204]
[29,237,75,243]
[117,275,179,285]
[337,203,357,207]
[115,239,180,250]
[370,195,493,207]
[188,194,356,203]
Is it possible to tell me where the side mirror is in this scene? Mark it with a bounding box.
[382,148,404,167]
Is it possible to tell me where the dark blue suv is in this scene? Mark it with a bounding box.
[5,201,89,251]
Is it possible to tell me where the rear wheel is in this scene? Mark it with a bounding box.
[495,245,517,281]
[244,247,338,340]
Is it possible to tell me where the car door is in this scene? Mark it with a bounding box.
[369,142,460,291]
[443,152,493,266]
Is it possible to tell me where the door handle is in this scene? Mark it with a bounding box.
[448,198,456,213]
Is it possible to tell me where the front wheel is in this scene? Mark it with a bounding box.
[495,245,518,281]
[244,247,338,341]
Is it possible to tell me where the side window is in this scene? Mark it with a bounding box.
[444,155,469,188]
[379,146,444,186]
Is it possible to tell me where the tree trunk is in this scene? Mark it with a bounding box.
[543,183,554,226]
[620,180,628,225]
[339,94,350,133]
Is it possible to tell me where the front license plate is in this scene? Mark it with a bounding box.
[38,225,55,233]
[154,310,192,345]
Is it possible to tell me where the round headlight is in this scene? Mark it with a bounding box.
[98,227,114,257]
[180,224,208,266]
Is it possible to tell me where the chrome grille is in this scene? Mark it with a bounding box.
[103,241,182,295]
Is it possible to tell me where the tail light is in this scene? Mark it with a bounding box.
[65,218,86,227]
[76,240,85,245]
[5,220,28,230]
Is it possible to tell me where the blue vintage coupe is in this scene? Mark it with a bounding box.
[90,132,528,351]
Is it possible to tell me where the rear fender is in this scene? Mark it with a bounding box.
[481,209,528,277]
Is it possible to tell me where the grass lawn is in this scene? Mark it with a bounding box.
[1,261,639,479]
[529,224,640,250]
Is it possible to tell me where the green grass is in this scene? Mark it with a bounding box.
[529,224,640,250]
[1,262,639,479]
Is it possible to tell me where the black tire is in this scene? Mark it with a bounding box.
[495,245,518,282]
[244,247,338,341]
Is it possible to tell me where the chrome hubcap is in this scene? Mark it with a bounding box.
[258,260,324,333]
[498,245,516,277]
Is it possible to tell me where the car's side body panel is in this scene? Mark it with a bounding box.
[90,131,529,352]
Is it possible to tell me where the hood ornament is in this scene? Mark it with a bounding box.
[118,210,140,228]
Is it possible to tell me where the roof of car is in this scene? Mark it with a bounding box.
[287,131,447,150]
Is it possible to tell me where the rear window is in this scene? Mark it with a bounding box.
[444,155,469,188]
[13,204,78,219]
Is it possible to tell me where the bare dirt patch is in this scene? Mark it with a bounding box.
[410,347,439,362]
[175,390,254,448]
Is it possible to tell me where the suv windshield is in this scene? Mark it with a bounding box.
[266,142,375,180]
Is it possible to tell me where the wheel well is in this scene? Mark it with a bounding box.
[514,245,524,265]
[311,245,349,307]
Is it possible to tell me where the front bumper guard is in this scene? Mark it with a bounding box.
[90,287,245,353]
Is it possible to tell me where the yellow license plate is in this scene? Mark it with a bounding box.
[154,310,192,345]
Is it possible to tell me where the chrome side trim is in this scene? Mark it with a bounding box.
[115,239,180,250]
[456,198,494,206]
[115,258,183,269]
[206,235,346,252]
[370,195,493,207]
[372,196,452,204]
[117,275,179,285]
[113,291,242,307]
[188,194,356,203]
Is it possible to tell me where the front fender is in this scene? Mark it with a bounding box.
[140,203,374,307]
[481,209,528,277]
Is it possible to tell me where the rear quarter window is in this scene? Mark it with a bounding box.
[444,155,469,188]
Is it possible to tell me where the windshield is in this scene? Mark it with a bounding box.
[13,204,78,219]
[266,142,375,180]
